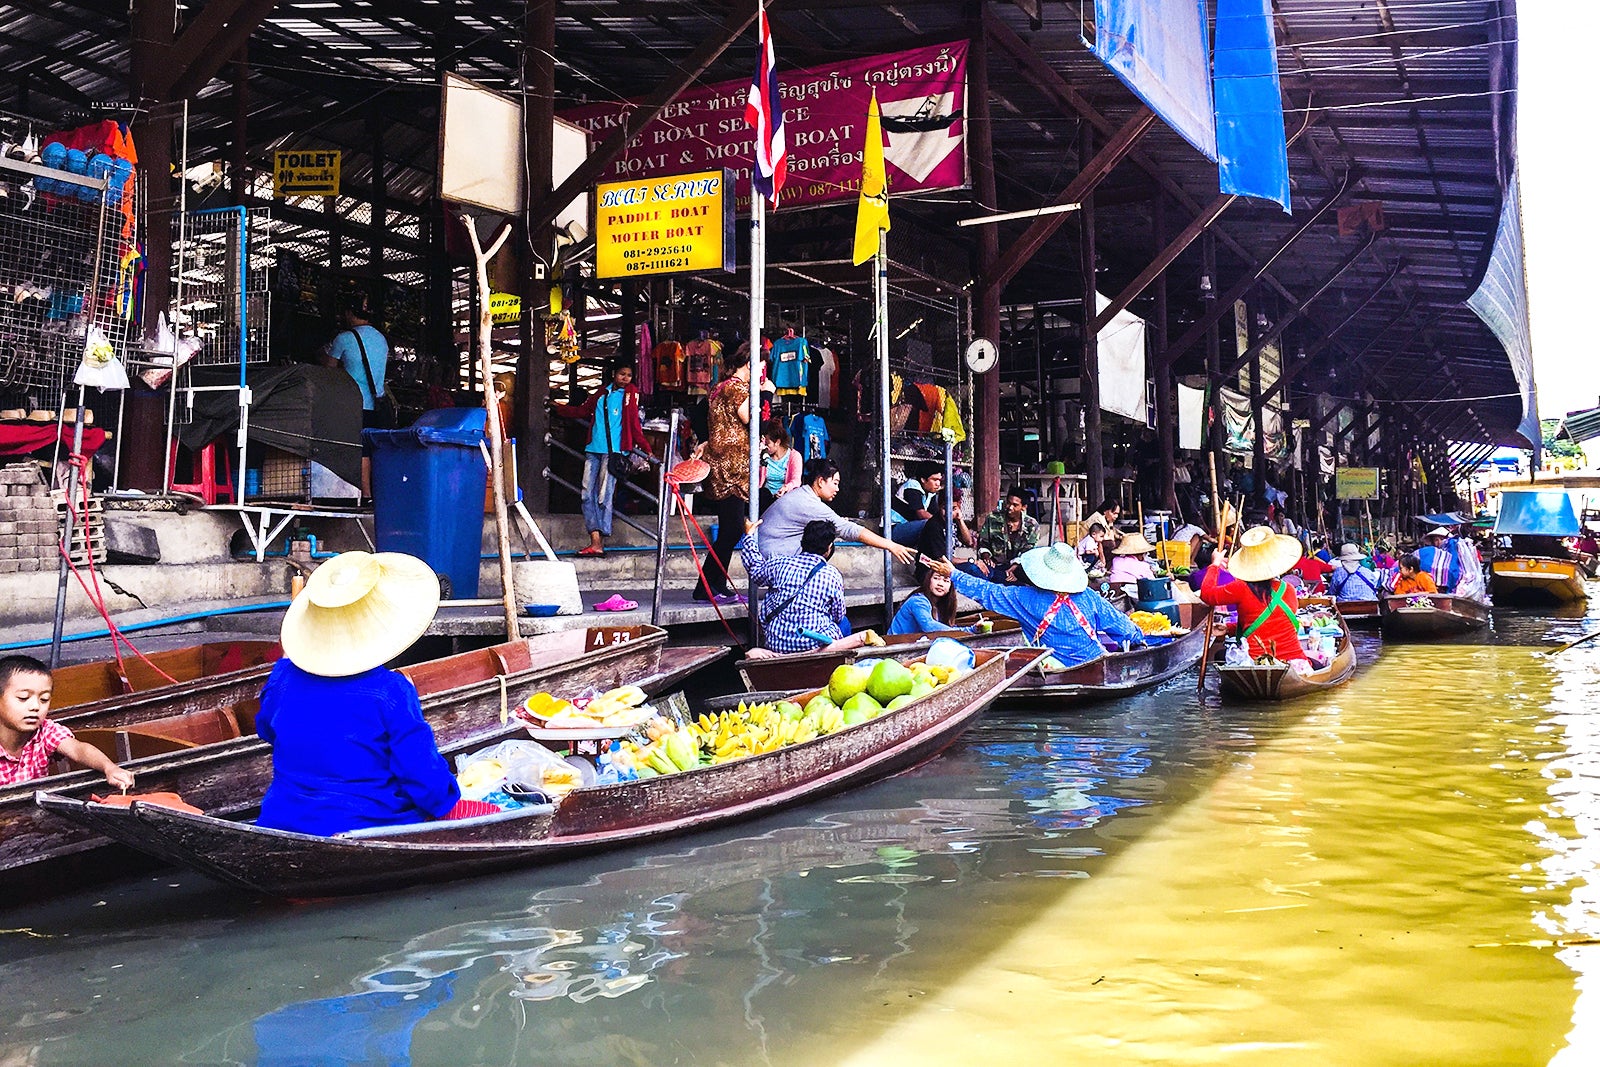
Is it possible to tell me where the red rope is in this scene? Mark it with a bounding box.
[56,452,180,686]
[667,478,744,646]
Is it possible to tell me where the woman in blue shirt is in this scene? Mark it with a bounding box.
[890,570,975,635]
[256,550,464,836]
[930,543,1145,669]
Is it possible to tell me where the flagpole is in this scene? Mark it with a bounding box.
[747,190,765,644]
[877,230,893,622]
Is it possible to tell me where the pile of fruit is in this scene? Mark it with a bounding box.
[519,685,654,729]
[616,657,968,779]
[1128,610,1175,635]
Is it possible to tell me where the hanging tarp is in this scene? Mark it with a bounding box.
[1177,382,1206,450]
[1466,173,1540,457]
[1212,0,1290,211]
[1095,291,1148,423]
[1218,384,1288,460]
[1089,0,1217,161]
[1493,490,1580,537]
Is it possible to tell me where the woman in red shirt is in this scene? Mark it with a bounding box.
[1202,525,1309,667]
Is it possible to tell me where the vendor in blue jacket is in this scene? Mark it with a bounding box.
[256,550,462,836]
[930,543,1145,668]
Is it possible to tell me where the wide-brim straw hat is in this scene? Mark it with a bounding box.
[1018,542,1089,594]
[280,551,441,677]
[1336,542,1365,561]
[1114,531,1156,556]
[1228,525,1304,582]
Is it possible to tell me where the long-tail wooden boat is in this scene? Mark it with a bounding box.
[2,626,724,896]
[735,615,1024,692]
[999,602,1209,707]
[1378,594,1490,639]
[1489,557,1587,606]
[36,648,1047,898]
[1214,613,1357,702]
[51,639,281,726]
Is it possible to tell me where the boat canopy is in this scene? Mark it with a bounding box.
[1493,491,1581,537]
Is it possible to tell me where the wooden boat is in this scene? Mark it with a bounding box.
[1379,594,1490,639]
[51,639,281,726]
[999,602,1209,707]
[735,614,1024,692]
[1489,557,1587,606]
[1,626,724,896]
[1214,614,1357,702]
[1331,599,1383,629]
[36,648,1047,898]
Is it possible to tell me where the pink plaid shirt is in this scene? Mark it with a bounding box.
[0,718,72,786]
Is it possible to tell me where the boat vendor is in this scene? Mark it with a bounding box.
[1107,531,1158,586]
[930,544,1146,669]
[740,519,870,654]
[1417,526,1463,593]
[1327,543,1382,603]
[890,570,977,636]
[256,551,471,837]
[964,486,1038,583]
[1201,526,1312,672]
[1391,554,1439,596]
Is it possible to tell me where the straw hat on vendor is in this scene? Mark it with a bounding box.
[1018,542,1091,594]
[1225,525,1304,582]
[280,550,441,677]
[1112,531,1156,557]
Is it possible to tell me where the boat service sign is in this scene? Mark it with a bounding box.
[1336,466,1381,500]
[594,169,735,280]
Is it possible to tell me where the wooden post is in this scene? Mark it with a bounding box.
[517,0,556,513]
[464,217,519,638]
[969,7,1002,518]
[1079,121,1104,508]
[1152,194,1176,512]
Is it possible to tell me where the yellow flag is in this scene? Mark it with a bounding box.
[852,91,890,265]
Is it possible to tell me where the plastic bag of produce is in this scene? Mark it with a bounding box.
[924,637,975,670]
[457,739,571,798]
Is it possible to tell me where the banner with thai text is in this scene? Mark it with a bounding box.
[562,41,968,213]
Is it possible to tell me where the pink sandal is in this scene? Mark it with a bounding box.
[594,593,639,612]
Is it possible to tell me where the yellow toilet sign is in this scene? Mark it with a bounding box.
[273,150,342,197]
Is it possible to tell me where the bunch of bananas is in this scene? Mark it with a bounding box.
[686,699,842,765]
[1128,610,1174,635]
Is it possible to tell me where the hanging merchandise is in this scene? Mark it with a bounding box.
[770,331,809,397]
[789,411,830,462]
[1177,382,1206,450]
[654,338,685,389]
[635,322,655,395]
[684,334,720,394]
[74,324,129,391]
[815,345,839,408]
[939,391,967,443]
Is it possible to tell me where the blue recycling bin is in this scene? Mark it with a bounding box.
[364,408,488,599]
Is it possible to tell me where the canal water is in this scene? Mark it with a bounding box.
[4,603,1599,1066]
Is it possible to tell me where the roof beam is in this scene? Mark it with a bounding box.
[1222,233,1379,378]
[1093,192,1233,333]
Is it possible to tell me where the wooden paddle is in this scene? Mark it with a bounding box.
[1197,456,1225,692]
[1547,629,1600,657]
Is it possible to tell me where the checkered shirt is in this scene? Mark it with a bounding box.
[739,533,845,653]
[0,717,72,786]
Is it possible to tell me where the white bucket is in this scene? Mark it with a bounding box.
[511,559,583,615]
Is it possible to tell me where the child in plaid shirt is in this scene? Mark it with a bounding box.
[0,654,135,789]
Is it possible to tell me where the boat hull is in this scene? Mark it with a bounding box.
[1379,595,1490,639]
[736,617,1023,691]
[52,640,282,729]
[2,626,722,894]
[1490,558,1587,606]
[1216,616,1357,702]
[36,649,1044,898]
[1333,599,1383,629]
[1000,614,1208,708]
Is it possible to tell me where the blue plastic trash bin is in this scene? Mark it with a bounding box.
[364,408,488,599]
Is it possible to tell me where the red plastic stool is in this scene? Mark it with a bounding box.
[168,441,236,504]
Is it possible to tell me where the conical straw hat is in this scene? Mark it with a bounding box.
[1113,531,1156,556]
[1227,525,1303,582]
[279,551,440,677]
[1017,542,1089,593]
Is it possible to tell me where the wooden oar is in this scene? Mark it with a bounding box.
[1547,629,1600,657]
[1197,457,1226,692]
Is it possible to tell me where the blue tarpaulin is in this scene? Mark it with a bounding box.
[1213,0,1290,211]
[1493,491,1580,537]
[1467,174,1541,458]
[1090,0,1217,161]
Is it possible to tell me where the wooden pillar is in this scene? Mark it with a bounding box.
[123,0,178,491]
[517,0,556,511]
[1152,195,1176,512]
[229,48,249,205]
[620,280,638,363]
[1079,121,1104,507]
[1203,235,1225,480]
[969,7,1001,516]
[368,106,387,318]
[1248,303,1266,507]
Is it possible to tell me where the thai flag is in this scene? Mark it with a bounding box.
[744,0,786,205]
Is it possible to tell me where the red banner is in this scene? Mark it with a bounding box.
[561,41,968,213]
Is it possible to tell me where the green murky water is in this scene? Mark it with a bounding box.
[3,605,1597,1065]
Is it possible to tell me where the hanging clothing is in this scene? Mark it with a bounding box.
[635,323,655,395]
[685,337,721,394]
[653,340,685,390]
[770,334,810,396]
[816,347,839,408]
[940,393,967,443]
[915,384,942,433]
[789,412,830,462]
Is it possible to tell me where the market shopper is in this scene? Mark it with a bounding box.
[1083,499,1124,549]
[1390,554,1439,596]
[964,487,1038,583]
[758,419,802,510]
[326,294,389,495]
[255,551,481,836]
[1417,526,1463,593]
[758,457,915,565]
[0,655,135,789]
[931,544,1146,669]
[739,520,867,653]
[889,569,975,636]
[552,357,653,557]
[696,343,771,603]
[1327,543,1382,602]
[1201,526,1311,671]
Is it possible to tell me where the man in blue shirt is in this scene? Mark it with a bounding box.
[326,295,389,496]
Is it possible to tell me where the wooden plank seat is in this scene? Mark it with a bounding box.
[71,706,246,765]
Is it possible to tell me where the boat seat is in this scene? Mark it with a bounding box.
[70,707,244,764]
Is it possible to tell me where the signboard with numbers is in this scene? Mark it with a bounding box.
[593,170,735,280]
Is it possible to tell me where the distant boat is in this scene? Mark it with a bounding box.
[1490,489,1588,606]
